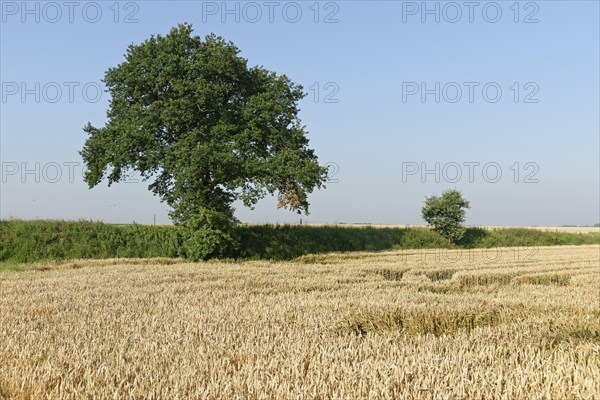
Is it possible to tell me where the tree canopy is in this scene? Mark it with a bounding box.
[81,23,328,227]
[422,189,470,243]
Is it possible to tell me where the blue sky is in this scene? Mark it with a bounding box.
[1,0,599,225]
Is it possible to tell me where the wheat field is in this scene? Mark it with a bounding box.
[1,245,599,399]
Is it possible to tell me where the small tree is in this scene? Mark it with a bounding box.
[422,189,470,243]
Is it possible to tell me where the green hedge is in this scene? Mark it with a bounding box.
[236,225,451,259]
[0,220,183,264]
[1,220,598,265]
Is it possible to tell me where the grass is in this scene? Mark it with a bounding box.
[1,219,598,267]
[1,245,598,398]
[0,219,183,265]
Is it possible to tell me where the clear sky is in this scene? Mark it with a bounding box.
[1,0,599,226]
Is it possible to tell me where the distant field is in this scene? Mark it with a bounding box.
[108,221,600,234]
[480,226,600,234]
[1,245,598,398]
[270,223,600,234]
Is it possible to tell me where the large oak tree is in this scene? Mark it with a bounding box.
[81,23,328,235]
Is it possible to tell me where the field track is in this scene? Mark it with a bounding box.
[1,245,599,399]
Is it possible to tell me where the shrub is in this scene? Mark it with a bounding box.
[183,208,240,261]
[422,189,470,243]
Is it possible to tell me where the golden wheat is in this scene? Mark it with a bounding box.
[1,245,599,399]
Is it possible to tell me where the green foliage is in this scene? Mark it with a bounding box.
[0,220,183,264]
[183,208,240,261]
[422,189,470,243]
[80,23,328,227]
[1,220,598,267]
[236,225,441,260]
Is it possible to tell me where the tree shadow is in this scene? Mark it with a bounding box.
[458,228,489,248]
[236,225,449,260]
